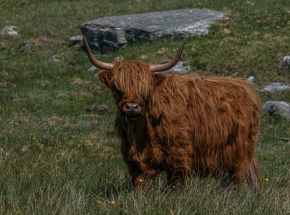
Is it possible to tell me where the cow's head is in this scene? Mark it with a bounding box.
[83,35,185,121]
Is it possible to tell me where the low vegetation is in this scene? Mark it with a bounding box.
[0,0,290,214]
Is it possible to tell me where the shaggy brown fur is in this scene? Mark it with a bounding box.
[98,61,262,191]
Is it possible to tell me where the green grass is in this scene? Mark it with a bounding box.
[1,0,290,214]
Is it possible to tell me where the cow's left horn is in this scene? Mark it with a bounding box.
[83,35,114,71]
[149,40,186,73]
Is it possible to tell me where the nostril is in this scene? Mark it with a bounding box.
[126,104,130,110]
[134,104,138,109]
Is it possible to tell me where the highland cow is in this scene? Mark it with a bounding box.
[83,35,262,191]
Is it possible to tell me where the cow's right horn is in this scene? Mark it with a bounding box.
[83,35,114,71]
[149,40,186,73]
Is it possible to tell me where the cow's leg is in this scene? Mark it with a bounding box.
[167,170,187,187]
[166,171,173,185]
[128,164,147,190]
[231,159,262,192]
[230,164,251,188]
[220,171,233,187]
[132,172,147,190]
[246,157,262,192]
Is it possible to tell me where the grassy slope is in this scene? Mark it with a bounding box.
[0,0,290,214]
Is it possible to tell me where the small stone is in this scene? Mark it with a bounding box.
[243,72,256,83]
[243,72,256,82]
[22,36,47,48]
[51,55,62,62]
[230,72,239,77]
[261,101,290,119]
[6,31,18,36]
[245,76,254,83]
[6,26,17,32]
[24,43,32,48]
[24,41,45,48]
[283,55,290,70]
[261,83,290,92]
[155,61,190,75]
[70,35,83,41]
[243,72,257,79]
[87,65,97,72]
[87,104,111,112]
[5,26,18,36]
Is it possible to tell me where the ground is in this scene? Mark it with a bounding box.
[0,0,290,214]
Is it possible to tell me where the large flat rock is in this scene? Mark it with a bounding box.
[80,9,228,53]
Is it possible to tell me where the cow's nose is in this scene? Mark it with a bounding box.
[126,104,138,112]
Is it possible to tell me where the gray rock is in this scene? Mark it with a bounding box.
[283,56,290,70]
[23,41,45,48]
[5,26,18,36]
[230,72,239,77]
[36,41,46,46]
[87,65,97,72]
[246,76,254,83]
[243,72,257,78]
[70,35,83,41]
[87,104,111,112]
[261,83,290,92]
[80,9,228,53]
[261,101,290,119]
[155,61,190,75]
[24,43,32,48]
[243,72,257,83]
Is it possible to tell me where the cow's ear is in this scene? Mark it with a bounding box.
[153,73,166,87]
[98,70,113,90]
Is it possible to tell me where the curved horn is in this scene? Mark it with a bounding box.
[83,35,114,71]
[149,40,186,73]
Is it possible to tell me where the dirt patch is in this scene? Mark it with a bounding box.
[223,28,231,35]
[18,144,44,153]
[83,114,99,119]
[72,91,94,98]
[56,93,68,98]
[71,78,91,85]
[87,104,111,112]
[9,117,28,126]
[51,116,64,122]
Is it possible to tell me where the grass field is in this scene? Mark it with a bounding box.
[1,0,290,214]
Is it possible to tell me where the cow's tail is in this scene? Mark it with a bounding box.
[246,157,262,192]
